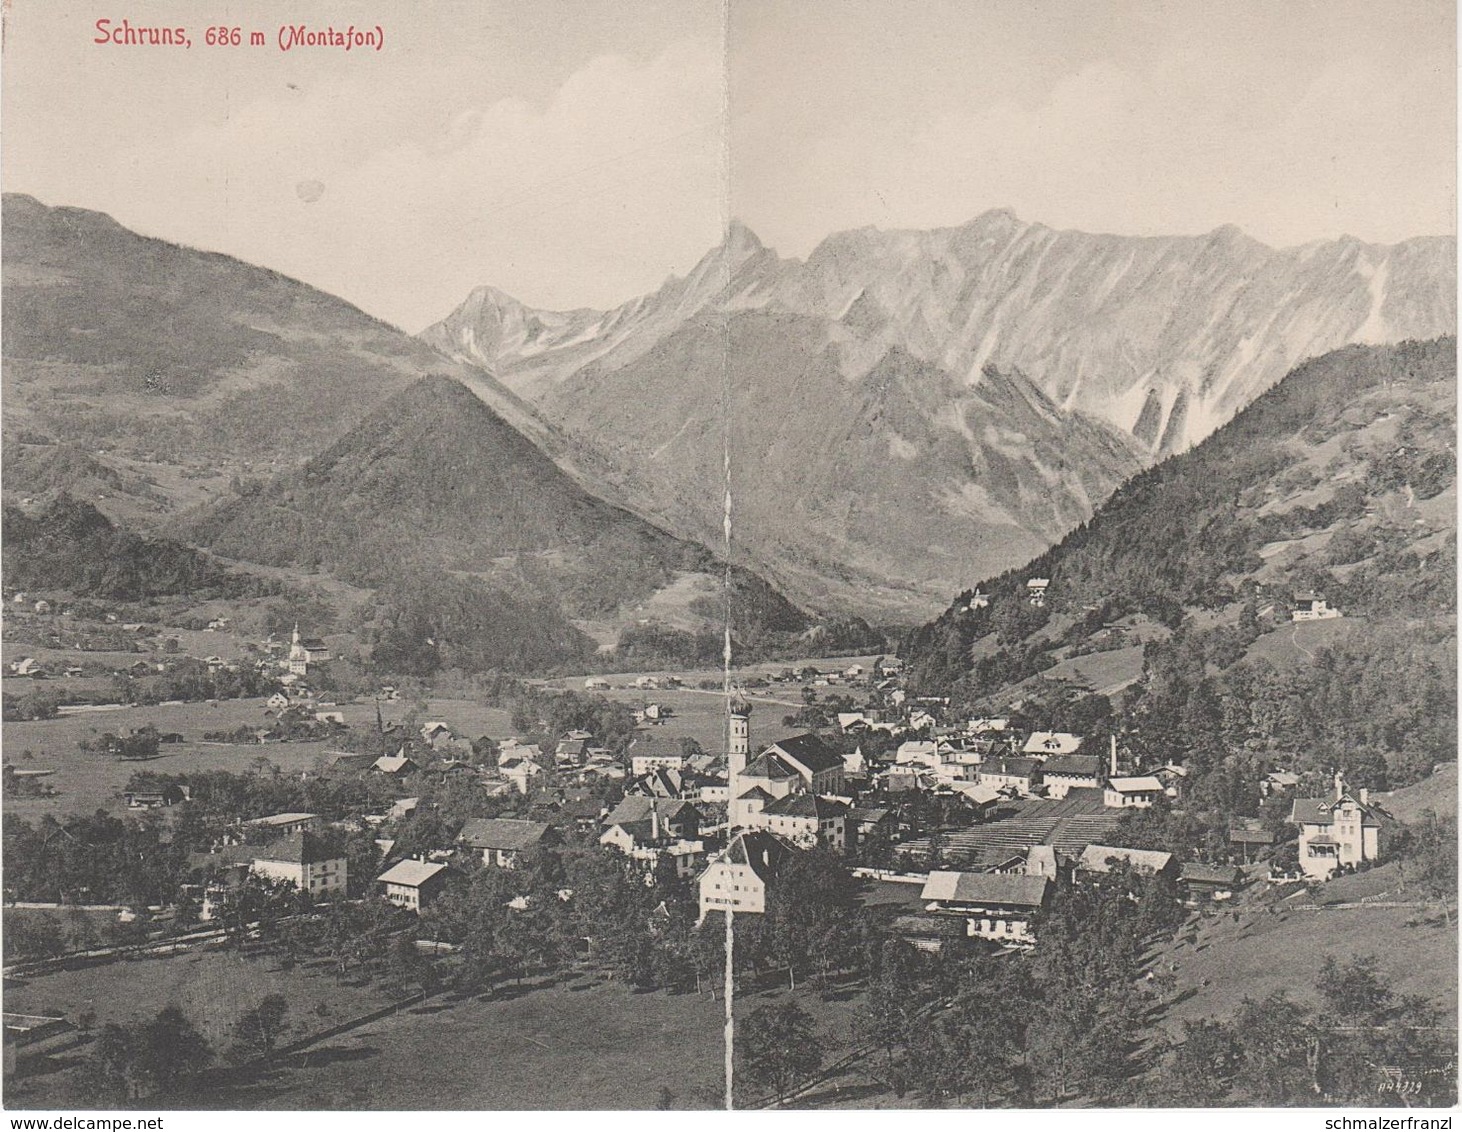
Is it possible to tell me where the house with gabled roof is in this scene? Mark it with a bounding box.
[920,870,1051,946]
[1288,772,1394,879]
[372,752,419,777]
[698,830,794,918]
[760,734,846,793]
[1040,754,1103,798]
[733,752,800,827]
[977,757,1041,796]
[250,831,346,897]
[601,796,701,844]
[498,752,545,794]
[1292,593,1341,622]
[754,793,850,851]
[1103,775,1164,808]
[1022,731,1083,758]
[242,812,320,838]
[627,735,686,776]
[457,817,554,868]
[378,858,450,912]
[1076,844,1176,881]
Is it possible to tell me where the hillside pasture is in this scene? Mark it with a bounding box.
[1153,887,1456,1035]
[1377,763,1458,823]
[1039,644,1145,697]
[1242,616,1366,669]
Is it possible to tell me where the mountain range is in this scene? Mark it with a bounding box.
[0,195,807,670]
[900,336,1457,700]
[3,193,1455,648]
[424,213,1455,615]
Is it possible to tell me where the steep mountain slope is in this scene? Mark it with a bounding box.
[900,337,1457,697]
[0,194,598,529]
[186,375,807,643]
[425,215,1454,616]
[2,196,810,671]
[546,310,1141,611]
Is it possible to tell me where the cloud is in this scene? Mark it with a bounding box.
[81,38,727,328]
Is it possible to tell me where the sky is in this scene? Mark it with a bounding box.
[3,0,1455,330]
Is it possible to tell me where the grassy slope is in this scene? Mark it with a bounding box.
[1378,763,1459,823]
[1154,879,1456,1034]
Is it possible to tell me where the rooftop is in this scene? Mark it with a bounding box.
[458,817,551,851]
[254,831,338,866]
[1077,844,1174,874]
[921,870,1051,908]
[378,859,448,887]
[763,733,844,775]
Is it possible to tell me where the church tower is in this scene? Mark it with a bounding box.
[728,689,752,775]
[727,690,753,822]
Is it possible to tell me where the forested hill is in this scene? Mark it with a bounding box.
[901,337,1457,699]
[3,495,277,602]
[186,374,807,640]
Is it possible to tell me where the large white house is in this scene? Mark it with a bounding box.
[250,832,346,897]
[698,830,793,918]
[1288,773,1392,879]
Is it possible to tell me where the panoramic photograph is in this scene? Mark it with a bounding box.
[0,0,1456,1114]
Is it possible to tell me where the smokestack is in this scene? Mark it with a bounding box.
[1360,788,1369,805]
[1110,734,1118,778]
[651,802,661,843]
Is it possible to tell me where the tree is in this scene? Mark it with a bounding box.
[739,1000,824,1105]
[1399,810,1457,912]
[856,939,928,1097]
[231,994,289,1063]
[1165,1019,1241,1105]
[1315,954,1393,1024]
[90,1006,213,1100]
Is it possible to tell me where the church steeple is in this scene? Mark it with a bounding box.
[292,621,301,646]
[727,688,753,814]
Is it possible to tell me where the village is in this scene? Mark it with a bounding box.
[1,575,1450,1109]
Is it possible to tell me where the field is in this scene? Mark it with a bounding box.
[536,654,881,753]
[1039,644,1146,697]
[1242,616,1366,668]
[5,948,394,1048]
[2,695,522,820]
[3,948,397,1110]
[1151,873,1457,1035]
[218,973,869,1111]
[337,696,514,741]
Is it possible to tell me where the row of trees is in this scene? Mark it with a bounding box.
[1164,955,1456,1107]
[852,864,1186,1107]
